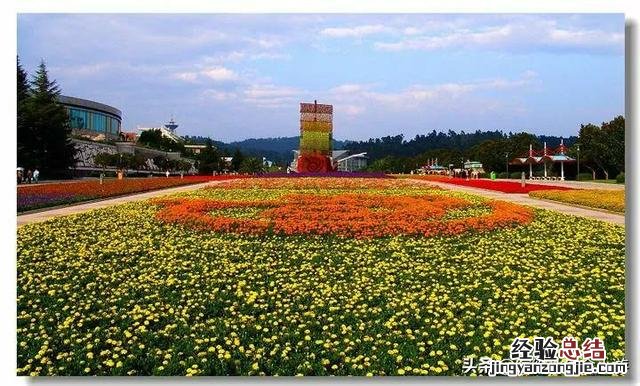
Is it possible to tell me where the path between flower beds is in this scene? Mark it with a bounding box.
[414,180,625,226]
[16,181,231,227]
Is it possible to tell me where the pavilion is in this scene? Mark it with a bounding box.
[510,139,575,180]
[420,158,448,175]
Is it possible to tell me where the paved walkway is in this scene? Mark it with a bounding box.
[17,181,226,227]
[416,180,625,226]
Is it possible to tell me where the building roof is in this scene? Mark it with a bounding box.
[58,95,122,119]
[335,152,368,163]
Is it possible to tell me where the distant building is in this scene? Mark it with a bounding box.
[184,144,208,154]
[137,118,183,143]
[59,95,122,141]
[335,151,368,172]
[119,132,138,142]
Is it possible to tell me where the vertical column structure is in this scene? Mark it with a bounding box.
[297,101,334,173]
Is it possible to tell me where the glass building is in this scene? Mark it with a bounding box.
[58,95,122,140]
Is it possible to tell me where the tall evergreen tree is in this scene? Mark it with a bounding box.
[197,139,221,174]
[17,57,33,168]
[26,60,76,176]
[231,148,245,172]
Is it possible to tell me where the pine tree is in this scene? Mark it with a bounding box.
[231,148,245,172]
[27,60,76,177]
[197,139,221,174]
[17,57,34,168]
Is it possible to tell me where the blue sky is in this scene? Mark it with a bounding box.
[17,14,624,142]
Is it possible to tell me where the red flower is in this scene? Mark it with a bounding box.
[410,176,574,194]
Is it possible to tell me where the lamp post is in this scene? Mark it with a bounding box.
[505,152,510,179]
[576,143,581,180]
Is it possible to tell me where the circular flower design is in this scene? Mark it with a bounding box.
[153,193,533,238]
[297,154,332,173]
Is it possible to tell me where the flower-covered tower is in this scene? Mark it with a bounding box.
[297,101,334,173]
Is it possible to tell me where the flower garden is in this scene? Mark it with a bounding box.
[17,175,243,212]
[529,189,625,213]
[17,177,625,376]
[408,175,574,194]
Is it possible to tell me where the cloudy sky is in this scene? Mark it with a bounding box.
[17,14,624,142]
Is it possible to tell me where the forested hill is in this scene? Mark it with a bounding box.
[343,131,577,160]
[183,131,577,165]
[183,135,349,164]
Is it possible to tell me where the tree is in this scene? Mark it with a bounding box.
[138,129,185,153]
[138,129,164,149]
[22,60,76,177]
[153,155,170,171]
[131,153,149,172]
[197,139,221,174]
[601,116,625,174]
[578,116,624,179]
[93,152,115,171]
[468,139,509,173]
[17,57,34,168]
[238,157,264,174]
[176,159,193,173]
[231,148,245,172]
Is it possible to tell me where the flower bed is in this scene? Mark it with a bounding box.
[17,175,243,212]
[529,189,625,213]
[153,193,532,238]
[409,176,574,194]
[17,177,625,376]
[264,171,390,178]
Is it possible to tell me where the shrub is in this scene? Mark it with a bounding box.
[497,172,508,179]
[577,173,593,181]
[510,172,524,179]
[616,172,625,184]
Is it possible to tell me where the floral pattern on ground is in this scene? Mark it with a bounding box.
[17,175,245,212]
[529,189,625,213]
[153,193,533,238]
[16,177,625,376]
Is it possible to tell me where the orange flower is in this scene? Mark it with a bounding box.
[152,193,533,239]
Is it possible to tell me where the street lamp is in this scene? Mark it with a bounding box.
[505,152,510,179]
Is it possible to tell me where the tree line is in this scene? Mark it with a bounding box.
[93,153,193,174]
[355,119,624,180]
[194,140,267,174]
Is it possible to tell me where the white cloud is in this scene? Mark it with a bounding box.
[402,27,422,36]
[329,84,372,94]
[202,89,237,101]
[374,21,623,54]
[549,28,623,47]
[173,66,239,83]
[343,105,365,116]
[320,24,391,38]
[201,66,239,81]
[242,84,302,108]
[328,72,537,111]
[173,72,198,82]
